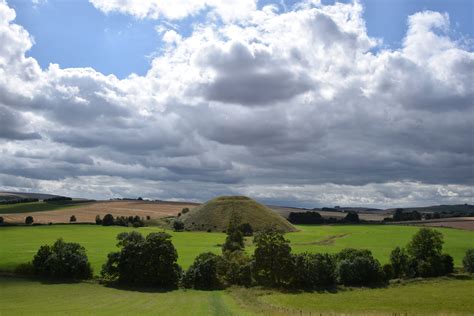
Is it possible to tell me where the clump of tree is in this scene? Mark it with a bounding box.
[387,209,422,222]
[173,220,184,231]
[288,211,360,225]
[0,197,39,205]
[182,252,222,290]
[292,253,337,289]
[463,249,474,273]
[70,215,77,223]
[96,214,144,227]
[43,196,72,202]
[101,231,181,288]
[336,249,385,286]
[181,208,190,214]
[389,228,454,278]
[32,238,93,279]
[25,216,34,225]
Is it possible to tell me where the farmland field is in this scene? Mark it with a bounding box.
[0,224,472,274]
[0,275,473,315]
[0,200,198,224]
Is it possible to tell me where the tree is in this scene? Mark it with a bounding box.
[102,214,115,226]
[407,228,443,260]
[173,220,184,232]
[0,216,4,224]
[222,213,244,253]
[95,215,102,225]
[183,252,222,290]
[253,226,293,287]
[70,215,77,223]
[293,253,336,289]
[218,250,252,287]
[344,211,359,223]
[463,249,474,273]
[181,208,190,214]
[25,216,34,225]
[390,247,413,278]
[101,231,182,288]
[336,248,385,286]
[32,238,93,279]
[238,223,253,236]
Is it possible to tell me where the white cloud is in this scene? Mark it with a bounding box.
[0,0,472,207]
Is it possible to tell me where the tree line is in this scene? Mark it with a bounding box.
[288,211,359,225]
[23,222,474,291]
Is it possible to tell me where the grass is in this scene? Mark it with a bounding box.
[181,196,297,232]
[0,275,472,315]
[0,276,248,316]
[0,201,84,214]
[0,224,472,275]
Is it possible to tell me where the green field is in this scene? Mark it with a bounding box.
[0,276,473,315]
[0,224,472,275]
[0,201,83,214]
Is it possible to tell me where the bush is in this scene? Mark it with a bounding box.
[25,216,34,225]
[95,215,102,225]
[344,211,359,223]
[463,249,474,273]
[173,220,184,232]
[382,264,393,280]
[70,215,77,222]
[183,252,222,290]
[238,223,253,236]
[101,231,181,288]
[336,248,385,286]
[0,216,3,224]
[390,247,413,278]
[102,214,114,226]
[181,208,190,214]
[442,253,454,274]
[253,227,293,287]
[32,238,93,279]
[293,253,336,289]
[218,250,252,287]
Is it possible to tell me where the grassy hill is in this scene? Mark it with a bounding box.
[181,196,296,232]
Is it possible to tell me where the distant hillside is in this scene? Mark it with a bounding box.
[0,192,68,202]
[387,204,474,214]
[181,196,297,232]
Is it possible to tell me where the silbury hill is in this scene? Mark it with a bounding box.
[181,196,297,232]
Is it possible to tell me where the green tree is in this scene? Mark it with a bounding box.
[183,252,222,290]
[173,220,184,231]
[293,253,336,289]
[390,246,413,278]
[70,215,77,222]
[218,250,252,287]
[407,228,443,261]
[102,214,114,226]
[463,249,474,273]
[336,248,385,286]
[253,226,293,287]
[25,216,34,225]
[32,238,93,279]
[222,212,244,253]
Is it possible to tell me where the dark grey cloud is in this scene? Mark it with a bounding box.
[0,105,41,140]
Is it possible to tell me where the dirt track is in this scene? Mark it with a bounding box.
[1,200,199,224]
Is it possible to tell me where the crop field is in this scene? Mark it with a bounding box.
[0,200,198,224]
[0,224,472,274]
[0,276,473,315]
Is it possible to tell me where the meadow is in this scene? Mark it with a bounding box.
[0,224,472,274]
[0,275,472,315]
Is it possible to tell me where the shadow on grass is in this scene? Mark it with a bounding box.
[101,280,179,293]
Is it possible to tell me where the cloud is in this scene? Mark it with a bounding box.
[89,0,257,22]
[0,1,472,207]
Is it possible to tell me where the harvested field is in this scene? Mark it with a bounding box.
[1,200,199,224]
[269,205,388,222]
[390,217,474,231]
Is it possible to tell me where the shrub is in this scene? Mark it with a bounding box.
[344,211,359,223]
[463,249,474,273]
[101,231,181,288]
[32,239,93,279]
[181,208,190,214]
[336,248,385,286]
[238,223,253,236]
[25,216,34,225]
[146,215,151,220]
[442,253,454,274]
[183,252,222,290]
[390,247,413,278]
[70,215,77,222]
[95,215,102,225]
[173,220,184,232]
[253,227,293,287]
[102,214,115,226]
[293,253,336,289]
[0,216,3,224]
[218,250,252,287]
[222,214,245,253]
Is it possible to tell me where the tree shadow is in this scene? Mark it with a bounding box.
[101,280,179,293]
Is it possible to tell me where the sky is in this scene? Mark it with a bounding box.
[0,0,473,208]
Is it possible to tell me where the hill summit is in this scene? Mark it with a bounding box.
[181,196,297,232]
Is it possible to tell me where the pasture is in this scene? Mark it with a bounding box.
[0,276,473,315]
[0,224,472,274]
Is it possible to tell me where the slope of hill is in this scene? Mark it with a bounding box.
[181,196,297,232]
